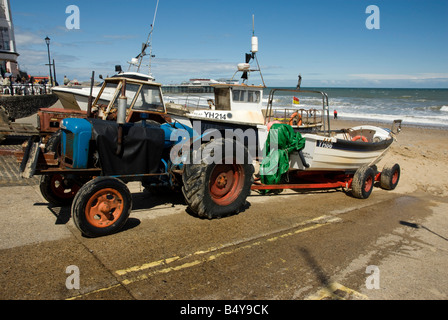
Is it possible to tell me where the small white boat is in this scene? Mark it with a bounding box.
[52,72,155,111]
[290,124,399,171]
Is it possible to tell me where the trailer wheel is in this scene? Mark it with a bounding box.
[72,177,132,237]
[40,174,81,206]
[380,163,400,190]
[182,138,254,219]
[351,165,375,199]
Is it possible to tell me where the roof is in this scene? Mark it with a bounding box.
[211,83,265,89]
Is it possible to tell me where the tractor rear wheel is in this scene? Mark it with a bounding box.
[72,177,132,237]
[182,138,254,219]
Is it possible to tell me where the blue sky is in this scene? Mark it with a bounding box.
[10,0,448,88]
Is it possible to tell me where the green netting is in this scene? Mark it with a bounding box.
[260,123,306,185]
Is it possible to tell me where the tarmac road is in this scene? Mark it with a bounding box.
[1,163,447,303]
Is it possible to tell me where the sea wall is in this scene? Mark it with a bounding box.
[0,94,59,119]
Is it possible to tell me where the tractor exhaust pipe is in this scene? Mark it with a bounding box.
[87,71,95,118]
[116,80,127,155]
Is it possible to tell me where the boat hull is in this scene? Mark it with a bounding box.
[290,134,393,171]
[52,87,109,111]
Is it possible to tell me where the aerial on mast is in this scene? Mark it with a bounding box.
[232,15,265,87]
[127,0,159,76]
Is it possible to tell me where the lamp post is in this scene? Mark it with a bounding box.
[45,36,53,87]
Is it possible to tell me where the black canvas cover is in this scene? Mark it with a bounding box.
[88,119,165,176]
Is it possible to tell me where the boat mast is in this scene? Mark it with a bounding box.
[232,15,266,87]
[128,0,159,75]
[147,0,159,76]
[252,15,266,87]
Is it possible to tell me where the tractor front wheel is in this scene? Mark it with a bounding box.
[71,177,132,237]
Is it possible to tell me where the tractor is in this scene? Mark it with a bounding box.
[18,75,254,237]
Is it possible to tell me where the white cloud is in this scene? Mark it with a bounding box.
[151,58,237,83]
[15,30,45,48]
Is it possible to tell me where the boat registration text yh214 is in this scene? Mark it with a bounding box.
[203,111,229,120]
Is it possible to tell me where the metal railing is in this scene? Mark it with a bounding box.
[0,84,52,96]
[265,88,331,134]
[164,95,212,110]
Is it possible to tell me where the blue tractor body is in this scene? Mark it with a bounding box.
[61,118,92,169]
[60,117,197,175]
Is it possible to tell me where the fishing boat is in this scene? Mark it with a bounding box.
[165,17,402,176]
[51,72,155,110]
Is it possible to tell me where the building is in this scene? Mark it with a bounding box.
[162,78,239,94]
[0,0,19,77]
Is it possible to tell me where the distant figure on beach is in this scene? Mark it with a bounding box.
[64,75,70,85]
[334,110,338,119]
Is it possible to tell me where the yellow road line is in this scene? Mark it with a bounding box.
[68,215,338,299]
[305,282,369,300]
[118,215,338,285]
[66,283,122,300]
[114,215,334,278]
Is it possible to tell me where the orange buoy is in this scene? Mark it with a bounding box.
[289,112,302,126]
[352,135,368,142]
[267,120,281,131]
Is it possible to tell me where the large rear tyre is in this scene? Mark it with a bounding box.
[351,165,375,199]
[380,163,400,190]
[72,177,132,237]
[40,174,81,206]
[182,138,254,219]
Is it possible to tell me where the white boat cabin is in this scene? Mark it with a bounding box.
[187,84,266,126]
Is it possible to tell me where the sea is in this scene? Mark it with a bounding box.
[269,87,448,128]
[165,87,448,128]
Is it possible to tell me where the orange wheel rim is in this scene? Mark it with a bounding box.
[209,164,244,206]
[392,170,399,185]
[364,175,373,193]
[85,188,124,228]
[50,174,80,199]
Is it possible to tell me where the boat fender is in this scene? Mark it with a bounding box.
[352,135,368,142]
[289,112,302,126]
[298,150,310,168]
[267,120,281,131]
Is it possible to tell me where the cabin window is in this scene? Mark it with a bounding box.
[124,84,140,105]
[232,89,260,103]
[133,85,164,112]
[233,90,245,102]
[214,88,231,110]
[248,91,260,103]
[108,82,139,110]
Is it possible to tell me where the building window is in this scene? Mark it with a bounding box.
[0,27,10,51]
